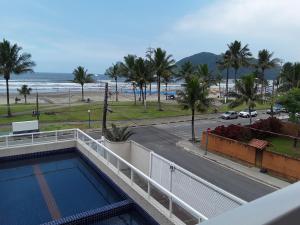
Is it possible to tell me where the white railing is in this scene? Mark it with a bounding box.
[0,129,77,148]
[76,129,208,224]
[0,129,208,224]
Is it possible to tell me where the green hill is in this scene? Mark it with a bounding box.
[176,52,280,80]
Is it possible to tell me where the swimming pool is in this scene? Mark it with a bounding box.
[0,150,157,225]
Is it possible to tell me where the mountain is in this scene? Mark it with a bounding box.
[176,52,281,80]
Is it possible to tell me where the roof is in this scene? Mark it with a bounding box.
[248,139,268,150]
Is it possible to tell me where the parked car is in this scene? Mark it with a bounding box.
[266,107,281,115]
[239,109,257,118]
[221,111,238,120]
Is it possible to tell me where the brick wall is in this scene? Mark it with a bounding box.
[201,132,256,164]
[262,151,300,181]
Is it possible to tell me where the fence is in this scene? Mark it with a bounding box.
[0,129,208,224]
[150,152,246,218]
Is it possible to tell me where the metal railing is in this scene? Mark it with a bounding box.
[0,129,208,224]
[0,129,77,148]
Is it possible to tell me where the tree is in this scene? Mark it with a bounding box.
[194,64,214,90]
[73,66,94,101]
[0,39,35,116]
[256,49,279,98]
[17,85,32,104]
[105,63,122,102]
[162,70,173,100]
[217,50,232,103]
[105,123,134,142]
[148,48,176,111]
[214,72,223,99]
[120,55,138,105]
[279,88,300,122]
[229,74,261,124]
[176,61,194,81]
[177,75,210,142]
[227,40,252,84]
[279,62,300,92]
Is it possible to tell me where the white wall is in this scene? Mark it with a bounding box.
[103,139,151,176]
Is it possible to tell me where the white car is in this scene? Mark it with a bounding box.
[239,109,258,118]
[221,111,238,120]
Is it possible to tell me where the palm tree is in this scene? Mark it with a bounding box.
[177,75,210,142]
[0,39,35,116]
[73,66,94,101]
[105,63,122,102]
[148,48,176,111]
[176,61,194,81]
[105,123,134,142]
[217,50,232,103]
[227,40,252,84]
[120,55,138,105]
[133,57,148,108]
[256,49,279,98]
[214,73,223,99]
[229,74,261,124]
[278,62,300,92]
[194,64,214,89]
[17,85,32,104]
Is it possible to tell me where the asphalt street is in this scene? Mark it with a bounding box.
[129,113,277,202]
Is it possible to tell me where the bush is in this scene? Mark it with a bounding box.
[212,124,252,142]
[250,117,282,133]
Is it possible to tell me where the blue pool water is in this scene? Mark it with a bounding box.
[0,152,154,225]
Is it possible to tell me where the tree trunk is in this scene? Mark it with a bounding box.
[115,77,118,102]
[225,67,229,103]
[81,84,84,101]
[133,84,136,105]
[165,83,168,100]
[141,85,144,105]
[261,69,265,99]
[249,106,252,125]
[234,68,238,91]
[218,82,221,99]
[191,108,195,142]
[5,78,11,117]
[139,88,141,101]
[144,83,147,100]
[158,74,162,111]
[24,95,27,104]
[150,83,152,95]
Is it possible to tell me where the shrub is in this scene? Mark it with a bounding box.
[212,124,252,142]
[250,117,282,133]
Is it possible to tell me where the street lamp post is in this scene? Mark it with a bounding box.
[88,109,91,128]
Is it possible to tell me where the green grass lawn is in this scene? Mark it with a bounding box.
[267,136,300,158]
[0,101,192,124]
[217,102,269,113]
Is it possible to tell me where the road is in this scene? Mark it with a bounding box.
[128,112,277,202]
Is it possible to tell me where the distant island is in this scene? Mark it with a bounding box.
[176,52,281,80]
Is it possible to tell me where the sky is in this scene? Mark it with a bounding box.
[1,0,299,73]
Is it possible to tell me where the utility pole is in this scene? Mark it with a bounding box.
[36,91,40,121]
[102,82,108,135]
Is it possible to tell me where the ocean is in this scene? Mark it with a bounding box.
[0,72,128,94]
[0,72,249,95]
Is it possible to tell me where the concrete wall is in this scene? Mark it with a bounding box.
[131,142,151,175]
[0,140,76,157]
[103,139,131,163]
[103,139,151,176]
[262,151,300,181]
[201,132,256,165]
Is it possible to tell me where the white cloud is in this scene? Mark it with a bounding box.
[160,0,300,61]
[175,0,300,38]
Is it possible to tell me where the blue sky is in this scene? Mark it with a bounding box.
[1,0,299,73]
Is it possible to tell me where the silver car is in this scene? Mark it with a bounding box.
[221,111,238,119]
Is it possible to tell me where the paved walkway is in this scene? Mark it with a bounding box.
[176,140,290,189]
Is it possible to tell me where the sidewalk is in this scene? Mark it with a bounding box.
[176,140,291,189]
